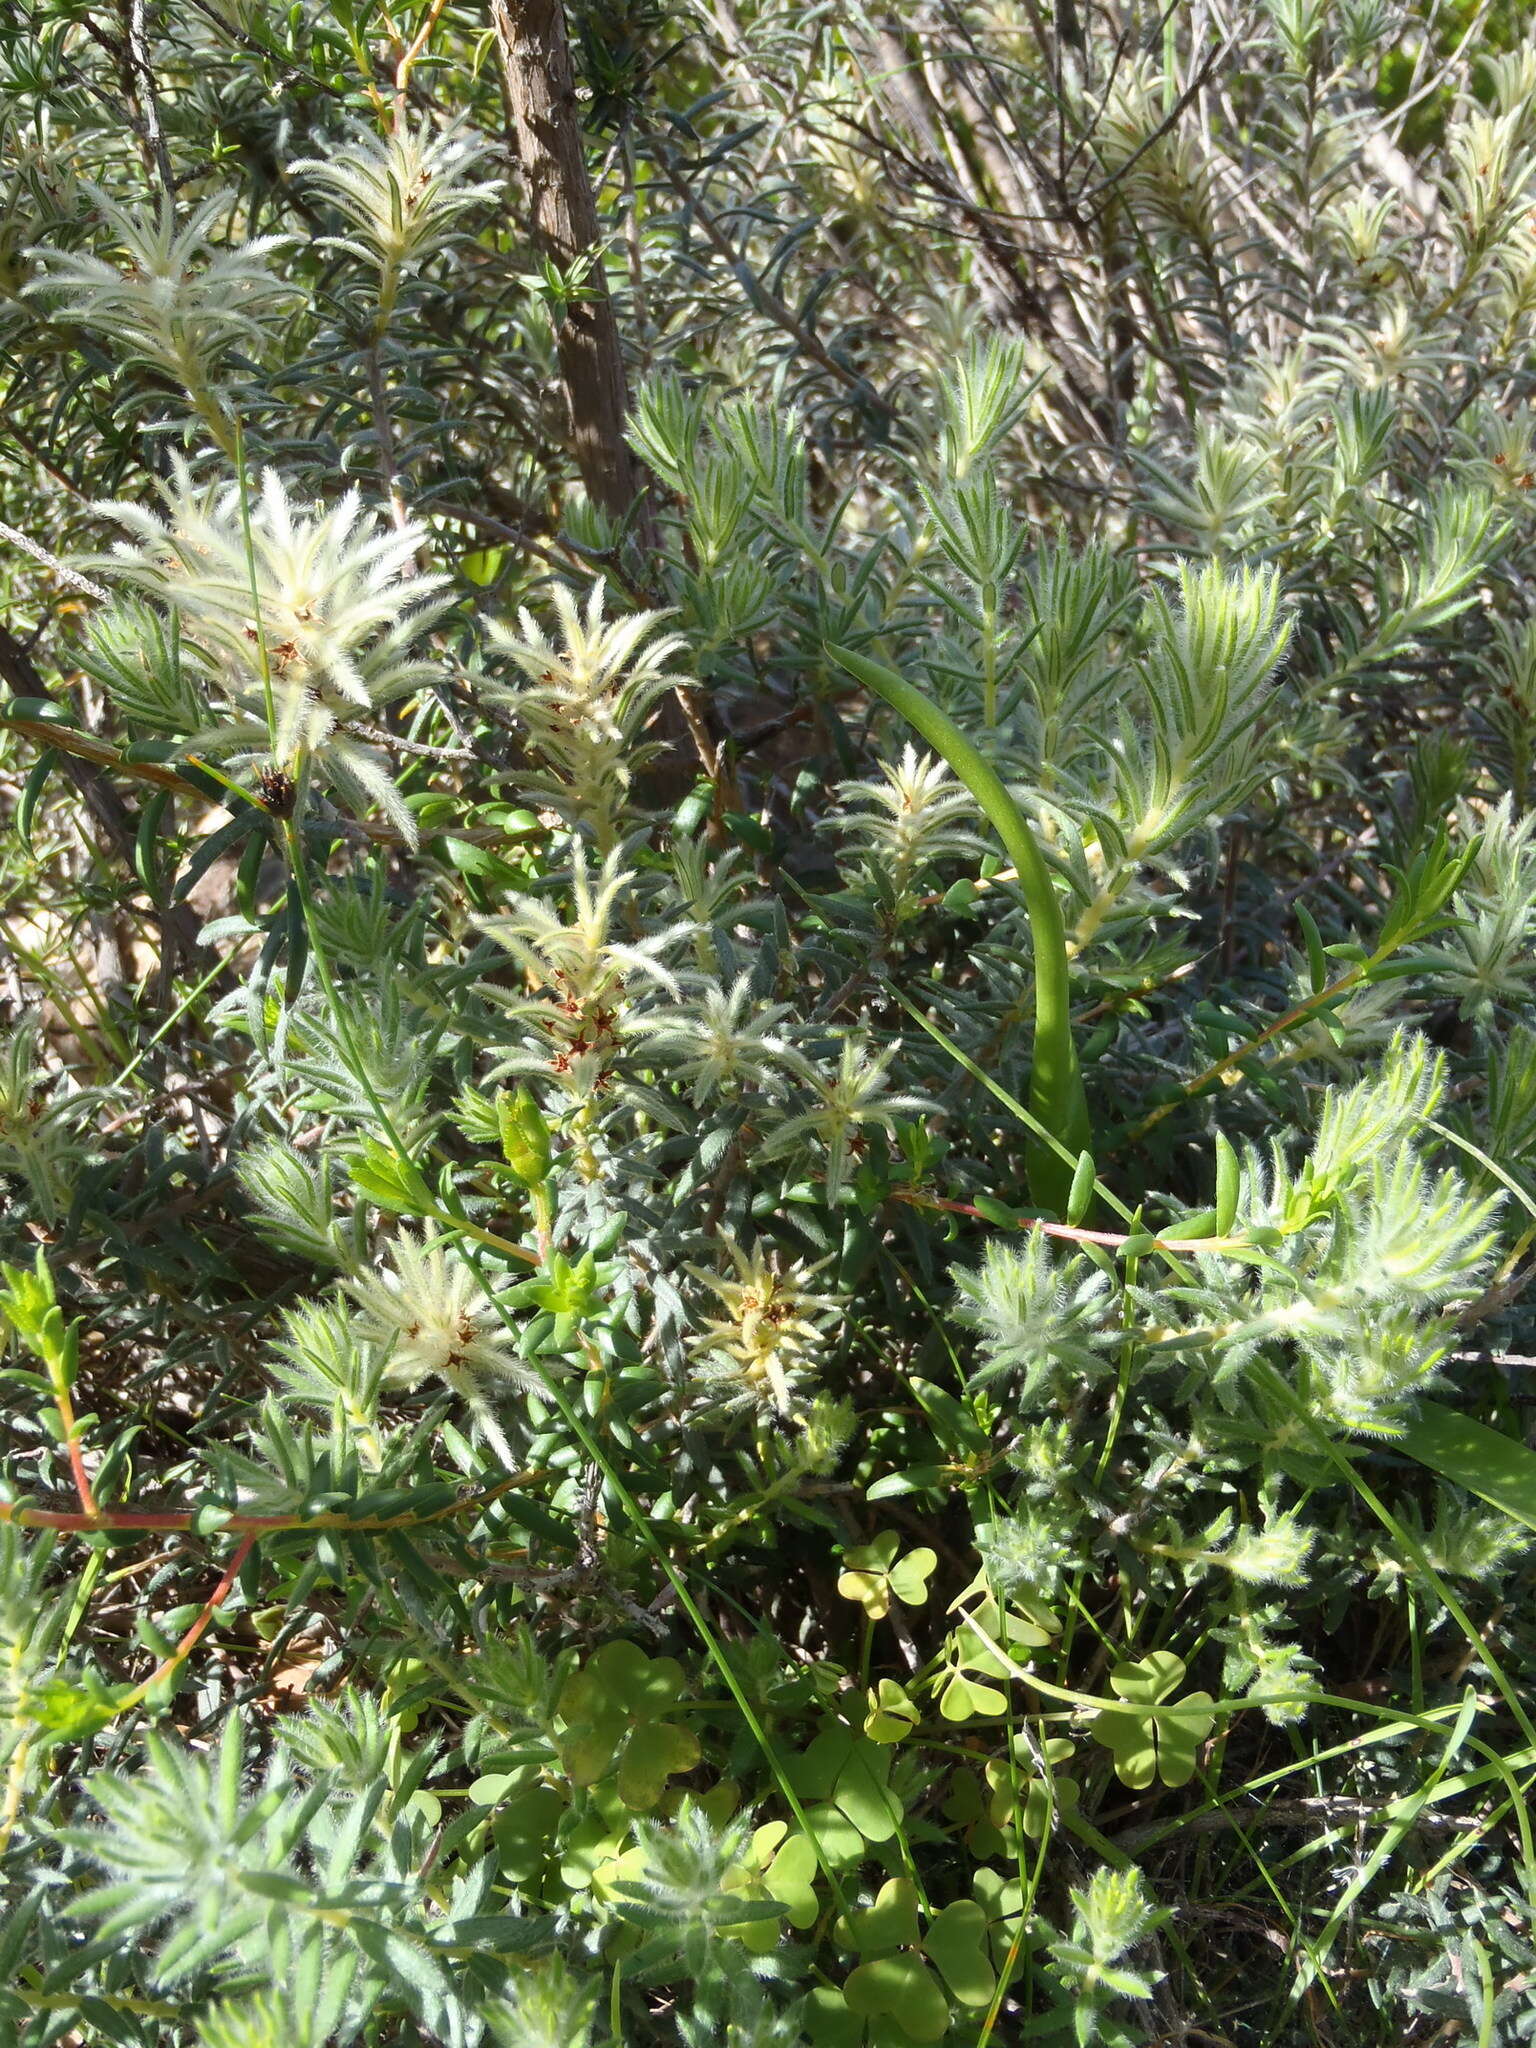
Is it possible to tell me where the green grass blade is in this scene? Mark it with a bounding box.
[824,640,1089,1209]
[1398,1401,1536,1535]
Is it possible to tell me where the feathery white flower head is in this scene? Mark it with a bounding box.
[486,581,690,844]
[26,188,296,433]
[99,460,446,709]
[626,974,810,1104]
[687,1238,842,1417]
[345,1232,536,1399]
[490,581,688,718]
[828,744,982,908]
[759,1036,936,1202]
[478,842,693,1086]
[93,462,450,838]
[291,118,499,312]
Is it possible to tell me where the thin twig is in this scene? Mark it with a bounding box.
[0,1465,549,1535]
[0,522,112,603]
[115,1531,257,1713]
[1111,1797,1482,1854]
[125,0,176,195]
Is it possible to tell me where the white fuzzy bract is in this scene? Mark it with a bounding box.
[687,1239,842,1418]
[627,974,810,1105]
[93,462,450,838]
[345,1232,535,1399]
[291,119,499,298]
[26,188,297,396]
[486,581,689,843]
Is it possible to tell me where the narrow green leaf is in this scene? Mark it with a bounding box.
[1398,1401,1536,1534]
[1214,1131,1239,1237]
[236,819,268,920]
[1295,901,1327,995]
[0,695,78,728]
[283,886,308,1006]
[1066,1148,1096,1225]
[824,640,1089,1210]
[133,789,171,894]
[18,747,58,857]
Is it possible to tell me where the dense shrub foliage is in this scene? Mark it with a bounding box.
[2,2,1536,2042]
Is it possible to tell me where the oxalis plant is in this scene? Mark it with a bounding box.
[2,3,1536,2045]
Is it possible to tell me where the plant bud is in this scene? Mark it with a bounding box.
[497,1085,552,1186]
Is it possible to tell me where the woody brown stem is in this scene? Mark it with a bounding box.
[489,0,655,538]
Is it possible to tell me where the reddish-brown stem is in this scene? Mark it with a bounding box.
[64,1434,98,1519]
[906,1189,1127,1242]
[119,1533,257,1712]
[393,0,449,105]
[60,1409,99,1523]
[0,1465,548,1536]
[47,1372,98,1517]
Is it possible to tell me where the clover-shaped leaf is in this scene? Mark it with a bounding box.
[937,1666,1007,1723]
[971,1867,1028,1967]
[941,1768,1007,1861]
[837,1533,937,1619]
[931,1571,1059,1724]
[838,1876,996,2035]
[765,1829,819,1926]
[803,1987,865,2046]
[845,1875,922,1954]
[556,1639,701,1808]
[864,1678,920,1745]
[559,1793,645,1897]
[833,1737,902,1842]
[1089,1650,1217,1789]
[942,1769,986,1827]
[841,1881,948,2043]
[486,1779,565,1881]
[617,1718,699,1808]
[801,1803,866,1867]
[722,1821,820,1953]
[790,1724,855,1800]
[788,1725,903,1842]
[889,1547,937,1607]
[843,1954,950,2044]
[948,1567,1058,1652]
[923,1899,995,2008]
